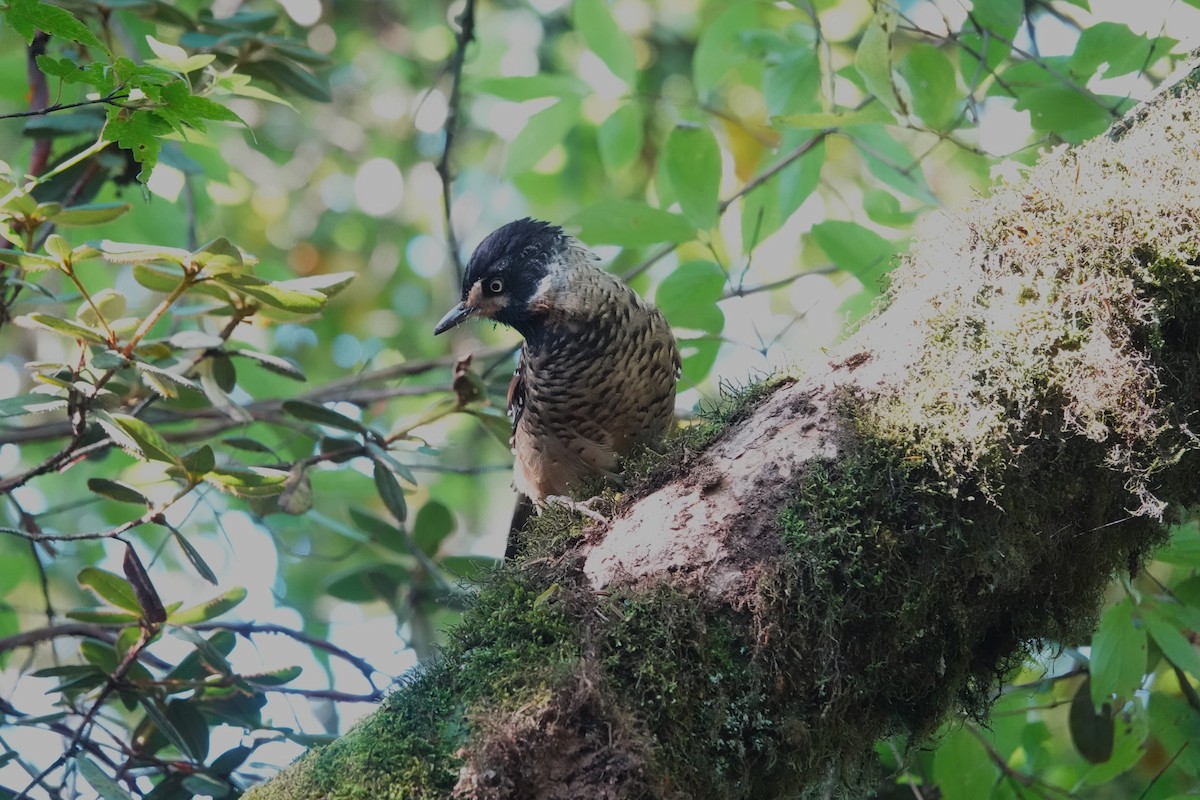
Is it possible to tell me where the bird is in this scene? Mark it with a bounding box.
[434,218,680,557]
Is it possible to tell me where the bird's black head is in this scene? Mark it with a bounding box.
[433,218,566,338]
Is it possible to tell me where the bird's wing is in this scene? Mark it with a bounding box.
[506,347,527,433]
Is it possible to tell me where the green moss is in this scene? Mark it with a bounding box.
[248,574,584,799]
[599,586,778,796]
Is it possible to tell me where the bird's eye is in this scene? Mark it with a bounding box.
[488,278,504,294]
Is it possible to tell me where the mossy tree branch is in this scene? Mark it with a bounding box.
[247,64,1200,800]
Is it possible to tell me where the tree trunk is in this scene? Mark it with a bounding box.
[247,65,1200,800]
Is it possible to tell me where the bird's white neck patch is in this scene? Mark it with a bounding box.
[529,264,560,304]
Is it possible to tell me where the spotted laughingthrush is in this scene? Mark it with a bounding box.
[434,218,680,556]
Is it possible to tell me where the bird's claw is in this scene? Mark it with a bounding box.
[544,495,609,524]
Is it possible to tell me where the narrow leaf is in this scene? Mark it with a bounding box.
[1089,599,1146,709]
[109,413,179,464]
[76,756,133,800]
[123,545,166,623]
[87,478,150,506]
[283,400,367,434]
[53,202,132,227]
[373,460,407,524]
[78,567,141,613]
[665,125,721,229]
[568,201,695,246]
[171,529,218,585]
[169,587,248,625]
[16,313,107,344]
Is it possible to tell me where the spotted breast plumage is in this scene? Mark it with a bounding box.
[434,218,679,552]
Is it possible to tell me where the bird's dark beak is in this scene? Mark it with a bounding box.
[433,301,472,335]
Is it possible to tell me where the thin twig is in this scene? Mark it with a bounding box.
[15,625,156,800]
[622,130,833,282]
[0,89,128,121]
[436,0,477,285]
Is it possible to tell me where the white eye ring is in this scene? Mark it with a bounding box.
[488,278,504,294]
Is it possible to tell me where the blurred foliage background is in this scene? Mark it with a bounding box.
[0,0,1199,797]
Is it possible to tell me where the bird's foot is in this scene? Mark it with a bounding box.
[544,495,609,524]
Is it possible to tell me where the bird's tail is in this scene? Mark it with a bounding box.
[506,493,536,560]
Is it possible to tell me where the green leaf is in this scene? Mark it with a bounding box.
[103,111,172,181]
[241,58,331,102]
[440,555,499,582]
[693,3,760,97]
[1015,86,1114,144]
[78,567,142,613]
[0,249,60,272]
[597,102,643,173]
[1071,23,1176,80]
[327,565,410,602]
[166,630,236,682]
[108,413,179,464]
[182,773,230,798]
[87,478,150,506]
[854,8,900,113]
[232,350,305,381]
[123,545,166,623]
[1141,602,1200,677]
[863,190,917,228]
[465,406,514,447]
[851,126,937,204]
[677,336,720,386]
[764,48,820,118]
[166,701,210,762]
[180,445,216,478]
[172,529,218,585]
[572,0,635,85]
[474,74,586,101]
[243,665,302,687]
[212,274,326,312]
[204,467,289,498]
[190,237,245,271]
[132,263,188,293]
[931,725,1000,798]
[0,393,68,418]
[65,608,140,624]
[569,200,695,246]
[222,437,278,457]
[1080,697,1149,785]
[899,44,957,131]
[210,746,252,776]
[810,220,897,277]
[80,640,119,672]
[10,0,106,50]
[1070,677,1114,764]
[665,125,721,230]
[135,362,200,398]
[1089,599,1146,709]
[15,312,107,344]
[1155,521,1200,565]
[373,460,407,525]
[655,260,725,333]
[102,240,190,266]
[413,500,455,557]
[504,97,580,176]
[278,271,355,298]
[53,202,132,227]
[970,0,1023,37]
[169,587,247,625]
[139,698,194,760]
[282,399,367,434]
[76,756,133,800]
